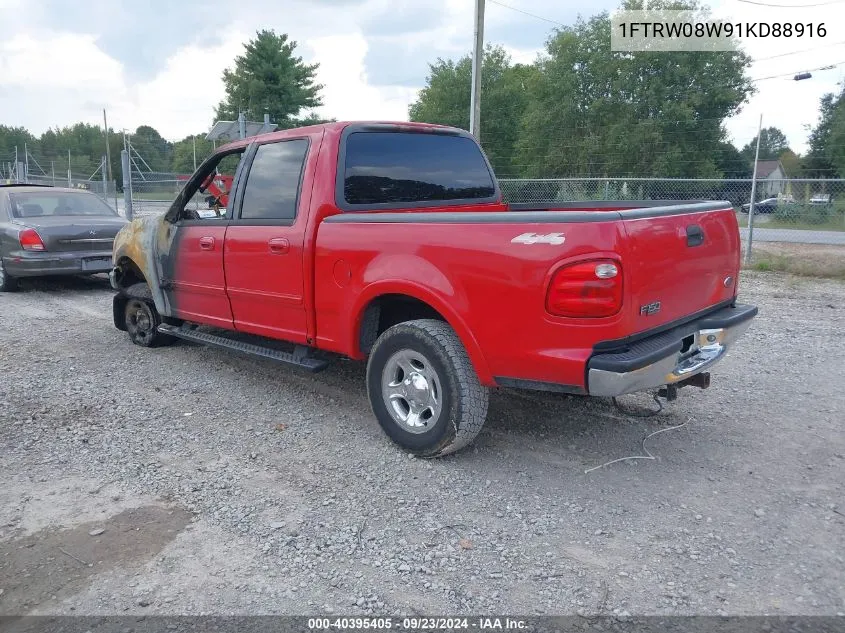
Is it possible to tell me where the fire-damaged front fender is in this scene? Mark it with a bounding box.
[110,214,174,318]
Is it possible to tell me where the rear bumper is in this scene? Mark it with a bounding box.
[2,250,113,277]
[586,303,758,397]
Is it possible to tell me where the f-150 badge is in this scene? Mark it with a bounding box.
[640,301,662,316]
[511,232,566,245]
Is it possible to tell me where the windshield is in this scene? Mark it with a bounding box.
[9,191,118,218]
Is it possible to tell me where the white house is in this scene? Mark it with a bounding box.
[755,160,788,197]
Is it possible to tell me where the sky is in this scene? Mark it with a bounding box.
[1,0,844,155]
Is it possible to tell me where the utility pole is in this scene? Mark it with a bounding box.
[121,149,133,221]
[67,149,72,187]
[101,156,108,199]
[193,136,198,171]
[469,0,485,138]
[104,109,117,210]
[745,113,763,264]
[23,142,28,182]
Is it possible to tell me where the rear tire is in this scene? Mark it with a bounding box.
[366,319,489,457]
[123,283,174,347]
[0,259,18,292]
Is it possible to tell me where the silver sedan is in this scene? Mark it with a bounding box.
[0,185,127,291]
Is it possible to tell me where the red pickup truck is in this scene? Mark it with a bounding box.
[110,121,757,457]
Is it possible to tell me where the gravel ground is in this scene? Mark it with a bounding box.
[0,271,843,617]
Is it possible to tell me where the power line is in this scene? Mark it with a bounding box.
[753,40,845,62]
[751,60,845,80]
[487,0,565,26]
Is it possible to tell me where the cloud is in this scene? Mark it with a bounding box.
[0,31,126,134]
[710,0,845,153]
[363,36,454,87]
[123,33,250,138]
[360,0,449,36]
[308,34,418,121]
[0,27,249,140]
[1,0,842,157]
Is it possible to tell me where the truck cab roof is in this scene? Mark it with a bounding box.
[215,120,462,153]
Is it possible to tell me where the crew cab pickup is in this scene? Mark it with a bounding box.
[109,121,757,457]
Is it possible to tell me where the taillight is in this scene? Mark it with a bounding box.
[546,259,622,318]
[19,228,46,251]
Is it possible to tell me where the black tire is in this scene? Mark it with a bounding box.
[366,319,489,457]
[123,283,175,347]
[0,258,19,292]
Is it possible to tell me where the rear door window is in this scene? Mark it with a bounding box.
[239,139,309,221]
[340,131,497,208]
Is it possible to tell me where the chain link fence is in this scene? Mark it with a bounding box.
[126,175,188,217]
[125,173,845,243]
[24,172,118,200]
[499,178,845,245]
[3,164,119,207]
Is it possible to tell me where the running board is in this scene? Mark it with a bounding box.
[157,324,329,372]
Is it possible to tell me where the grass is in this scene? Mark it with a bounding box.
[736,211,845,232]
[744,242,845,280]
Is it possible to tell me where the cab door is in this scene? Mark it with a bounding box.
[164,149,248,329]
[223,138,311,342]
[166,220,231,327]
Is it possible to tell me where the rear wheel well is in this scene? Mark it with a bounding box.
[112,260,150,332]
[114,257,146,289]
[359,294,446,355]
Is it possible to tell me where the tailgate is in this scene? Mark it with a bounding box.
[620,204,740,334]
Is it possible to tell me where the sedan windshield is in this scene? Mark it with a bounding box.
[9,191,118,218]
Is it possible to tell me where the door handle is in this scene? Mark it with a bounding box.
[268,237,290,254]
[199,236,215,251]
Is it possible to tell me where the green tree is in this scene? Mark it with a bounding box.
[278,113,336,129]
[804,87,845,177]
[0,126,38,178]
[741,127,790,161]
[128,125,172,173]
[215,30,323,128]
[514,0,754,178]
[779,149,801,178]
[714,142,752,178]
[171,134,215,173]
[409,45,535,177]
[0,125,38,159]
[19,123,108,180]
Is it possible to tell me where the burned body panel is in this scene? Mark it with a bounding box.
[111,214,230,327]
[111,214,182,317]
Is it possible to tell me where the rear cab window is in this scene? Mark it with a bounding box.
[338,130,498,210]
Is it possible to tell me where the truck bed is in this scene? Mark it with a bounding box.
[314,200,741,390]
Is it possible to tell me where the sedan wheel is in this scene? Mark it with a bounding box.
[0,258,18,292]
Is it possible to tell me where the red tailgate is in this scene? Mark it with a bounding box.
[619,206,741,334]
